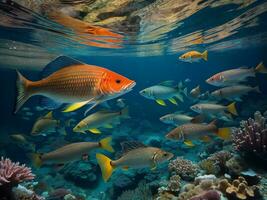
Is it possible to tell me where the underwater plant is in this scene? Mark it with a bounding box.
[0,157,35,199]
[233,111,267,160]
[168,157,199,181]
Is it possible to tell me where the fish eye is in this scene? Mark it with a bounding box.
[163,153,168,157]
[115,79,121,84]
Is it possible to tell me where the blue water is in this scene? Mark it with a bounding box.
[0,1,267,200]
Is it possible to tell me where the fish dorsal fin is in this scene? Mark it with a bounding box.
[43,111,53,119]
[209,120,217,126]
[158,80,176,87]
[41,56,85,78]
[120,141,146,154]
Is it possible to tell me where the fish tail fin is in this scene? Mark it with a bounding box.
[29,153,43,168]
[253,86,261,93]
[96,153,115,182]
[15,71,32,113]
[217,128,232,140]
[255,62,267,74]
[202,50,208,61]
[99,137,114,153]
[191,114,205,123]
[227,102,238,116]
[120,107,129,118]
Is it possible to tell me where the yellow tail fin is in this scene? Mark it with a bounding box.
[217,128,231,140]
[15,71,32,113]
[96,153,114,182]
[29,153,43,168]
[99,137,114,153]
[255,62,267,74]
[202,50,208,61]
[227,102,238,116]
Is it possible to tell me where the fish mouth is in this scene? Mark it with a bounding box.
[168,153,174,160]
[123,81,136,92]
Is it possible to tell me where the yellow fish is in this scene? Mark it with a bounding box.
[179,50,208,63]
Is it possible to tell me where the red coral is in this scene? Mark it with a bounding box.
[0,157,35,187]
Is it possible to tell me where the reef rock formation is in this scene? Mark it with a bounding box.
[60,161,99,189]
[233,111,267,161]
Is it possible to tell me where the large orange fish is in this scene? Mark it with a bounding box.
[15,56,135,114]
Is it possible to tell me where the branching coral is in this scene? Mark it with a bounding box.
[0,157,35,199]
[199,151,232,175]
[233,111,267,160]
[168,157,199,180]
[0,157,35,186]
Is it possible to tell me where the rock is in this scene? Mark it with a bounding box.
[60,161,99,188]
[240,169,261,185]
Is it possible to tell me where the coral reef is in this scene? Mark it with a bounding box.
[0,157,35,186]
[233,111,267,160]
[168,157,199,180]
[199,151,232,175]
[167,175,181,192]
[117,181,153,200]
[0,157,35,199]
[12,185,44,200]
[226,156,246,175]
[218,176,260,200]
[190,190,221,200]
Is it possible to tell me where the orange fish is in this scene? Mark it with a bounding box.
[48,12,123,48]
[15,56,135,114]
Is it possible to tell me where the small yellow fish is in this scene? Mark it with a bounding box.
[179,50,208,63]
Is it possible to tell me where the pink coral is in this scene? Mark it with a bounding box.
[0,157,35,186]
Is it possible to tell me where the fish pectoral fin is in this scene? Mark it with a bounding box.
[150,162,157,170]
[184,140,195,147]
[103,124,113,129]
[175,93,184,102]
[84,100,102,116]
[156,99,166,106]
[62,100,91,113]
[169,97,178,105]
[88,128,101,134]
[122,166,129,170]
[200,136,211,143]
